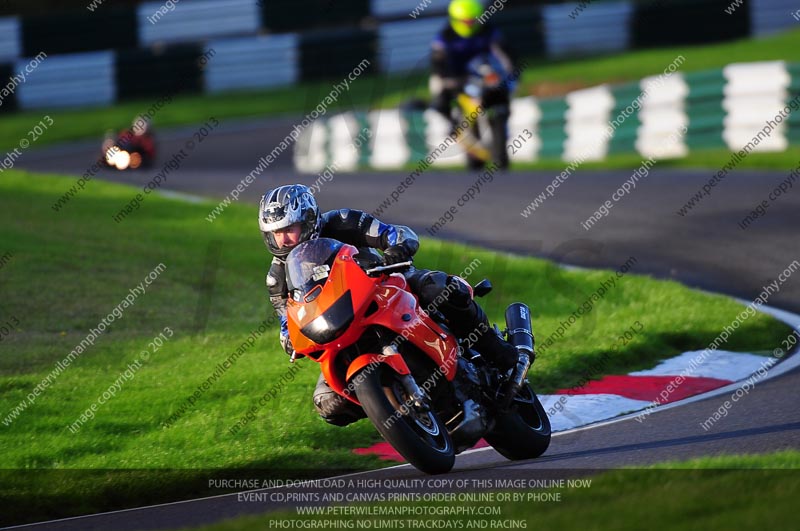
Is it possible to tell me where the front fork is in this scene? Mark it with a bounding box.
[385,345,432,413]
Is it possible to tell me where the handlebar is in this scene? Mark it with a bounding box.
[364,261,413,276]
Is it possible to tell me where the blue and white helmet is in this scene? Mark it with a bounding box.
[259,184,321,258]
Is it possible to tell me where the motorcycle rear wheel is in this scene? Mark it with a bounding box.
[485,382,551,460]
[354,365,455,475]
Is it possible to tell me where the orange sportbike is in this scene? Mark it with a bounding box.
[285,238,550,474]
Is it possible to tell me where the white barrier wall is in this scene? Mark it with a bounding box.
[564,85,615,162]
[637,73,689,159]
[203,34,299,93]
[369,109,411,169]
[722,61,791,152]
[138,0,261,46]
[0,17,21,63]
[16,51,115,109]
[378,17,446,74]
[750,0,800,36]
[508,97,542,163]
[542,1,633,57]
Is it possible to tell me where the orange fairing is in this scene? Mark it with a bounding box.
[364,285,458,381]
[285,241,459,403]
[346,353,410,382]
[286,244,372,354]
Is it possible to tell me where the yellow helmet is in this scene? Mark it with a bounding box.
[449,0,483,38]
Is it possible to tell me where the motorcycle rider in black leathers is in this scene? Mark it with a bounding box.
[260,184,528,426]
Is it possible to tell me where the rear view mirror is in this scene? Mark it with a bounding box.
[473,279,492,297]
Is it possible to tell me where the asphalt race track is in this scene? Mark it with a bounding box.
[11,116,800,530]
[19,116,800,312]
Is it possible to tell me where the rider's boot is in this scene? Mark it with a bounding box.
[448,300,531,409]
[441,295,518,373]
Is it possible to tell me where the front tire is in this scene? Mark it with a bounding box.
[485,383,551,460]
[353,365,455,474]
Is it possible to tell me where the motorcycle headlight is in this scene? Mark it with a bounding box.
[115,151,131,170]
[300,291,354,345]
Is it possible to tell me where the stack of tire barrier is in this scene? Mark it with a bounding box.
[293,61,800,172]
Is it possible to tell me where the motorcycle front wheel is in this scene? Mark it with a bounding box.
[485,382,551,460]
[353,365,455,475]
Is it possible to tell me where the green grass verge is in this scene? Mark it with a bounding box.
[519,147,800,171]
[0,29,797,154]
[407,146,800,172]
[0,170,791,524]
[516,28,799,93]
[173,451,800,531]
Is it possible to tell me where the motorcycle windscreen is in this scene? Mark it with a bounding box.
[286,238,354,344]
[286,238,343,300]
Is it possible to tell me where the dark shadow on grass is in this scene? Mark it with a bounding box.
[0,463,369,527]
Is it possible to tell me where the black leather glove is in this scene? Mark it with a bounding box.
[383,244,413,266]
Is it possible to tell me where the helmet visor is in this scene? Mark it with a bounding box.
[260,202,295,232]
[453,17,477,26]
[451,17,479,37]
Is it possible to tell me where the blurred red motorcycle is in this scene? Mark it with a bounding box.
[102,116,156,171]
